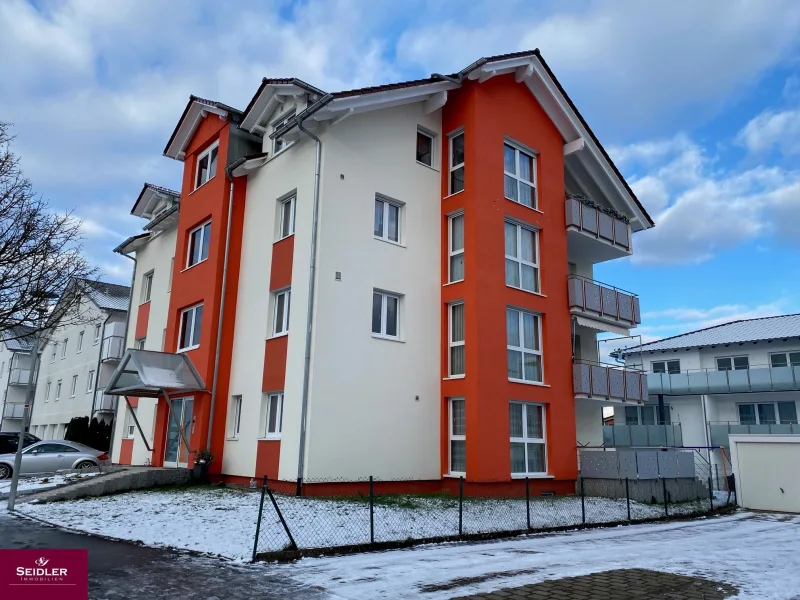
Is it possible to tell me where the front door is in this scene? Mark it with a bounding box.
[164,397,194,468]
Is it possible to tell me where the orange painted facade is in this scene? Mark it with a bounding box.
[255,440,281,479]
[135,302,150,339]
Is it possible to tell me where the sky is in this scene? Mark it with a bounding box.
[1,0,799,346]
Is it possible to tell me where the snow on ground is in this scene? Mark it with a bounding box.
[15,485,730,561]
[0,471,101,494]
[278,512,800,599]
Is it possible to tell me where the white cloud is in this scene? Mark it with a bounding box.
[736,109,800,155]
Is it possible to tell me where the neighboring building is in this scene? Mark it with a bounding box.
[30,280,130,440]
[614,314,800,475]
[0,325,36,432]
[111,49,654,492]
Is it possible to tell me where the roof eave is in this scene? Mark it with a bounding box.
[163,97,237,161]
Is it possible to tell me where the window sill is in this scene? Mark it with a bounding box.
[443,190,465,200]
[505,197,543,215]
[371,334,404,343]
[443,280,464,287]
[177,345,200,354]
[416,160,439,172]
[506,285,546,298]
[189,175,216,195]
[269,332,289,340]
[181,258,208,273]
[508,379,550,388]
[275,233,295,244]
[443,375,465,380]
[139,300,152,306]
[444,473,465,479]
[259,435,282,441]
[511,473,554,480]
[227,436,240,442]
[374,236,406,248]
[267,143,295,163]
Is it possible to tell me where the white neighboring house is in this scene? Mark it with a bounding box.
[30,280,131,440]
[613,314,800,481]
[0,325,36,432]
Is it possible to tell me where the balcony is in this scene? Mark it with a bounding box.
[648,364,800,395]
[8,368,30,385]
[100,335,125,362]
[93,389,116,412]
[709,421,800,447]
[567,275,641,330]
[573,361,647,404]
[603,422,683,447]
[2,403,26,419]
[565,195,632,263]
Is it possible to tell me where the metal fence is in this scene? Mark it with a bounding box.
[251,475,736,562]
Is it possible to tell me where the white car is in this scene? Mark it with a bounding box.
[0,440,110,479]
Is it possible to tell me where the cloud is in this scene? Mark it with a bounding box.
[736,109,800,155]
[642,301,788,331]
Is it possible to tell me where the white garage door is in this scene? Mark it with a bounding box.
[736,441,800,513]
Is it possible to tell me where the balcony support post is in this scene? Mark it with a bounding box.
[657,394,666,425]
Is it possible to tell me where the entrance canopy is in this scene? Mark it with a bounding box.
[105,349,206,397]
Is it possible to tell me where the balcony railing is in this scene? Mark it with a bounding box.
[2,403,26,419]
[567,275,641,326]
[648,364,800,395]
[603,422,683,447]
[94,389,116,412]
[8,367,30,385]
[100,335,125,361]
[565,195,631,251]
[573,360,647,403]
[709,421,800,447]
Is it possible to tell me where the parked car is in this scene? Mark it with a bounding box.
[0,440,110,479]
[0,431,40,455]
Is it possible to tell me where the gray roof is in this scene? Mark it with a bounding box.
[620,313,800,356]
[3,325,36,352]
[80,279,131,312]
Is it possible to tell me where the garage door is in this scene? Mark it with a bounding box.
[736,442,800,513]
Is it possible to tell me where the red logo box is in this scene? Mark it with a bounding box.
[0,549,88,600]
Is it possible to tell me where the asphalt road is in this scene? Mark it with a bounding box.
[0,510,328,599]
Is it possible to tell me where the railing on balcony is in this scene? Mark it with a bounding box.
[2,403,26,419]
[93,388,116,412]
[603,422,683,447]
[708,421,800,447]
[648,364,800,395]
[567,275,641,326]
[565,195,631,251]
[100,335,125,361]
[8,367,30,385]
[573,360,647,403]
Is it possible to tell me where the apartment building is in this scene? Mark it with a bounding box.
[0,326,36,432]
[30,280,130,440]
[111,50,654,491]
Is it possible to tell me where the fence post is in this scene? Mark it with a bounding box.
[251,475,268,562]
[715,464,720,491]
[267,485,298,550]
[369,476,375,546]
[295,476,302,497]
[458,476,464,538]
[525,477,531,531]
[662,477,668,517]
[708,476,713,511]
[580,477,586,525]
[625,477,631,521]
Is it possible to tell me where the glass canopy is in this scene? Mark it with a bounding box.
[104,349,205,397]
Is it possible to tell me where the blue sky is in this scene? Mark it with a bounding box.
[1,0,799,344]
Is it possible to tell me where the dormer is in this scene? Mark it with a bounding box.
[131,183,180,231]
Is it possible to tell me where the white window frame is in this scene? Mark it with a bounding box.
[55,380,62,401]
[503,140,537,209]
[374,195,403,245]
[769,351,800,368]
[651,360,681,374]
[272,289,291,336]
[61,339,68,359]
[177,303,203,352]
[45,381,51,403]
[229,395,242,439]
[416,126,435,168]
[187,221,211,268]
[507,308,544,384]
[86,371,94,393]
[278,195,296,240]
[264,392,284,439]
[272,110,296,155]
[509,402,547,476]
[194,141,219,190]
[135,338,146,350]
[371,290,401,340]
[70,375,78,398]
[448,212,465,283]
[737,401,798,425]
[140,270,154,304]
[448,302,465,378]
[94,324,101,344]
[448,397,466,476]
[716,356,749,371]
[77,331,84,353]
[504,220,540,293]
[448,130,465,195]
[124,407,137,438]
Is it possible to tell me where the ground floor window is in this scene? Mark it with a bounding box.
[448,398,465,475]
[124,407,138,438]
[625,404,670,425]
[738,401,797,425]
[510,402,546,475]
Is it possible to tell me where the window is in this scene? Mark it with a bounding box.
[28,442,78,454]
[187,222,211,267]
[738,401,797,425]
[449,131,465,194]
[625,404,670,425]
[272,110,296,154]
[141,271,154,303]
[50,346,56,363]
[372,290,400,339]
[61,339,68,359]
[86,371,94,393]
[178,304,203,351]
[374,196,401,243]
[77,331,84,353]
[55,380,62,401]
[510,402,546,475]
[416,128,434,166]
[449,303,465,377]
[717,356,749,371]
[195,141,218,189]
[70,375,78,398]
[279,195,296,239]
[448,213,464,282]
[124,407,137,438]
[652,360,681,374]
[265,392,284,439]
[769,352,800,368]
[230,395,242,438]
[273,289,291,336]
[94,324,101,344]
[503,142,537,208]
[45,382,51,403]
[161,328,167,351]
[135,338,146,350]
[504,221,540,293]
[448,398,466,475]
[507,308,543,383]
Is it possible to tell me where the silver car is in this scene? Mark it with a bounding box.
[0,440,110,479]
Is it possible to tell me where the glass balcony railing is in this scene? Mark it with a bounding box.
[100,335,125,361]
[8,368,30,385]
[565,195,631,251]
[602,422,683,447]
[648,365,800,395]
[567,275,641,326]
[2,403,26,419]
[573,360,647,402]
[94,389,116,412]
[709,421,800,447]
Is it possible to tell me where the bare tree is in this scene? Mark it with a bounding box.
[0,122,97,342]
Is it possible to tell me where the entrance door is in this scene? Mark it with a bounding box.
[164,397,194,467]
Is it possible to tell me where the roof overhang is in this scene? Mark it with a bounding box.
[105,349,206,398]
[114,233,151,255]
[164,97,238,161]
[131,183,180,219]
[143,204,180,232]
[231,152,270,177]
[240,79,326,134]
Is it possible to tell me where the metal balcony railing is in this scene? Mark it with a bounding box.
[565,195,631,251]
[708,420,800,447]
[648,364,800,395]
[573,360,647,403]
[8,367,30,385]
[2,403,26,419]
[602,422,683,447]
[567,275,641,326]
[100,335,125,361]
[94,389,116,412]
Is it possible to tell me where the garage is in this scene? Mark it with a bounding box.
[729,434,800,513]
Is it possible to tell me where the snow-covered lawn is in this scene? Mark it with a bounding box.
[15,485,730,561]
[0,471,101,495]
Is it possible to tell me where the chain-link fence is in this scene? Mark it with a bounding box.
[251,475,736,561]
